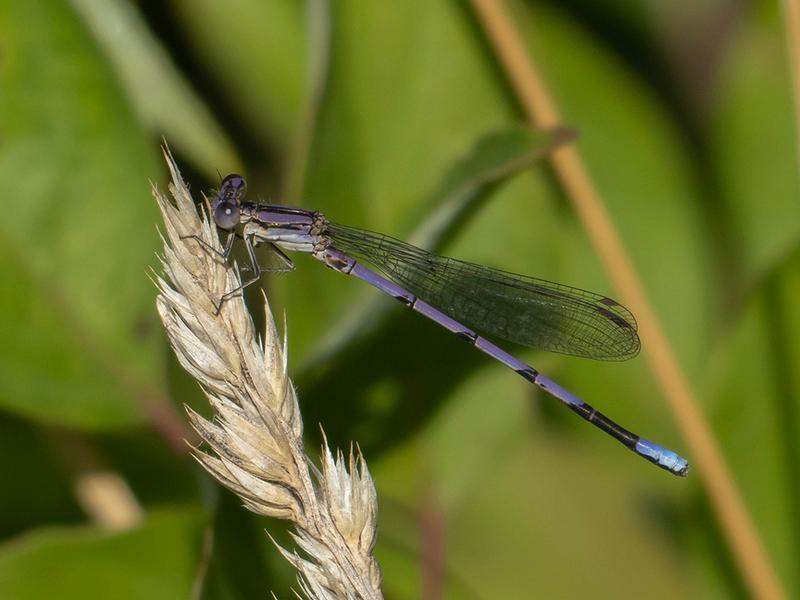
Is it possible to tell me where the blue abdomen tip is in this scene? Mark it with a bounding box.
[636,439,690,476]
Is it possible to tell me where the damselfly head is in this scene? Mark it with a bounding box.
[213,174,245,230]
[217,174,246,205]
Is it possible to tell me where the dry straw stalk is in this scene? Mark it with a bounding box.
[152,148,382,599]
[471,1,784,598]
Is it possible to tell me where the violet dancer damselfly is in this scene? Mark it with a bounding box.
[187,174,689,476]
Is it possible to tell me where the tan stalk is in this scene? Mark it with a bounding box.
[783,0,800,175]
[470,1,785,598]
[152,148,382,600]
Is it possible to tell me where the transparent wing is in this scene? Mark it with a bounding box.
[326,222,640,360]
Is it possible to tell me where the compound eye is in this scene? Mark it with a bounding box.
[220,174,246,202]
[214,202,240,230]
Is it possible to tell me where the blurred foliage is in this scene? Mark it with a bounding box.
[0,0,798,598]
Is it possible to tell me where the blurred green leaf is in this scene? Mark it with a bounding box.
[373,368,691,598]
[429,2,709,501]
[321,0,713,453]
[284,0,711,475]
[445,430,689,598]
[677,3,799,594]
[704,255,800,595]
[170,0,307,154]
[0,417,83,538]
[276,2,581,464]
[298,2,722,595]
[409,127,576,249]
[710,5,800,289]
[282,0,566,365]
[0,1,163,428]
[196,492,277,600]
[0,508,207,599]
[68,0,242,178]
[550,0,653,35]
[514,2,714,372]
[300,126,576,374]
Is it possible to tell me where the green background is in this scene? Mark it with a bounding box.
[0,0,798,597]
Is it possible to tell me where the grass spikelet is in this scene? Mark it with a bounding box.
[152,147,382,599]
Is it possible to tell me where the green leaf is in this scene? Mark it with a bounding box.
[0,1,163,428]
[170,0,307,151]
[0,508,207,599]
[445,431,689,598]
[704,255,800,595]
[0,417,82,537]
[372,368,690,598]
[68,0,243,179]
[196,493,296,600]
[449,5,713,491]
[298,126,575,374]
[278,0,569,366]
[300,2,720,595]
[710,5,800,288]
[515,2,714,374]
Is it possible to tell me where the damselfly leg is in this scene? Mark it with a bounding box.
[180,230,237,260]
[215,236,295,313]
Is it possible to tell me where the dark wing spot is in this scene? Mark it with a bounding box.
[596,307,634,331]
[599,296,622,308]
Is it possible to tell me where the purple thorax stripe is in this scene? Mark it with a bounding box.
[254,208,315,225]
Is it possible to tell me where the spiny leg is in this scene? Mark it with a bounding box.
[180,230,236,260]
[215,238,295,314]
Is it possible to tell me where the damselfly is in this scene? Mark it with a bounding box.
[184,173,689,476]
